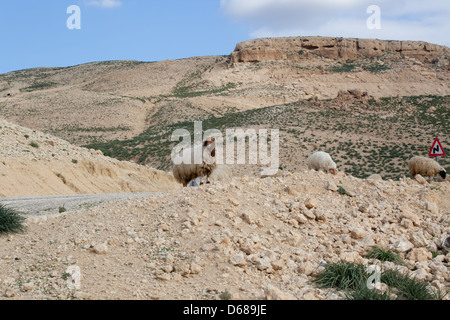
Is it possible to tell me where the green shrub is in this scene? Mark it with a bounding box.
[313,261,445,300]
[381,269,445,300]
[219,291,232,300]
[312,261,368,291]
[0,204,26,234]
[337,186,349,195]
[365,247,403,265]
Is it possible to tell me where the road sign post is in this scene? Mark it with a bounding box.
[429,138,445,182]
[429,138,445,157]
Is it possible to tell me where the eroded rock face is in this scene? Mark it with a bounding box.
[230,37,450,64]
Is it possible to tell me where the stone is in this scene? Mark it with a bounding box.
[295,213,308,224]
[49,271,59,278]
[415,174,427,185]
[285,186,301,196]
[175,262,191,277]
[271,260,284,271]
[254,257,272,271]
[264,285,296,300]
[156,273,171,281]
[340,251,363,263]
[392,240,414,253]
[229,198,239,206]
[190,263,202,274]
[425,201,439,214]
[304,198,318,209]
[23,282,34,292]
[410,268,429,281]
[326,181,338,192]
[230,253,246,267]
[242,212,256,225]
[92,243,108,254]
[407,248,432,262]
[351,228,366,240]
[358,203,373,214]
[409,231,429,248]
[3,289,15,298]
[367,174,382,181]
[298,262,315,276]
[399,206,421,226]
[302,210,316,220]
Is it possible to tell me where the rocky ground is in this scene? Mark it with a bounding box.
[1,169,448,300]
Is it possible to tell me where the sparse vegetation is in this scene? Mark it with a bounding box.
[337,186,349,196]
[219,291,232,300]
[29,141,39,148]
[313,261,445,300]
[365,247,403,265]
[0,204,26,234]
[20,81,58,92]
[83,94,449,176]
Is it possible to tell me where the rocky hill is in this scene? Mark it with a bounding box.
[1,37,448,181]
[230,37,450,65]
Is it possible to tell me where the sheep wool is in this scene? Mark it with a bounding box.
[172,137,217,187]
[307,151,337,175]
[408,156,446,181]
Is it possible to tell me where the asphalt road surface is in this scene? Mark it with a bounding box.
[0,193,156,216]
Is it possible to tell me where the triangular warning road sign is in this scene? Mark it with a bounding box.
[429,138,445,157]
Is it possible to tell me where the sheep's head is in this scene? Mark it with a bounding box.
[439,169,446,180]
[203,136,215,147]
[202,136,216,163]
[329,168,337,175]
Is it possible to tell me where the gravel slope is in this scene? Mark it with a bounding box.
[0,193,157,216]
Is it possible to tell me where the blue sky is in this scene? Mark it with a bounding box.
[1,0,449,74]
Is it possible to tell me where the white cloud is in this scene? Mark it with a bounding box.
[221,0,450,46]
[86,0,122,8]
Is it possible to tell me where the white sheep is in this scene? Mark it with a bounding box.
[172,137,217,187]
[408,156,446,181]
[307,151,337,175]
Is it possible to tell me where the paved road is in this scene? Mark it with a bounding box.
[0,193,156,216]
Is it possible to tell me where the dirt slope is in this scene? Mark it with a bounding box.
[0,118,180,198]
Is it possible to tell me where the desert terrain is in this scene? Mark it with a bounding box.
[1,37,448,180]
[0,36,449,300]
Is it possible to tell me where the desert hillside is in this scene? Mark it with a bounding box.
[0,36,449,301]
[1,37,448,181]
[0,170,448,300]
[0,118,180,198]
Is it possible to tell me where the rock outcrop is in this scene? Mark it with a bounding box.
[230,36,450,65]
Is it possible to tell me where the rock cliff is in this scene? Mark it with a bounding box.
[230,36,450,65]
